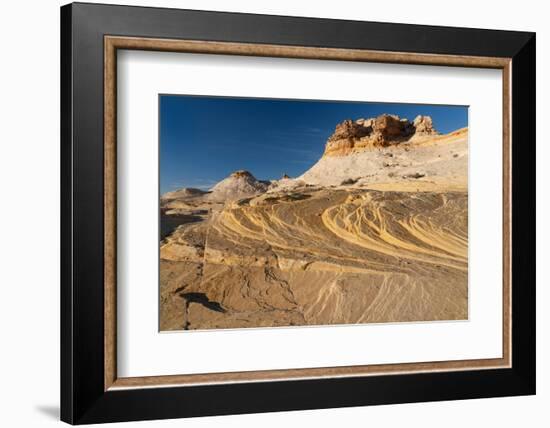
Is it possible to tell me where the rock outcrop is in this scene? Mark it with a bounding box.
[159,114,469,331]
[207,170,268,201]
[413,115,437,135]
[300,124,466,188]
[324,114,438,156]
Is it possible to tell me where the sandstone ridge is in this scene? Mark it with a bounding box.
[324,114,438,157]
[159,114,469,331]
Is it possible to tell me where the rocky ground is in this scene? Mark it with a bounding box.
[160,114,469,331]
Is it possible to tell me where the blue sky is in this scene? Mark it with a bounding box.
[160,95,467,194]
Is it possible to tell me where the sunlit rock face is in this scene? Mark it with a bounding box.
[207,170,269,201]
[413,115,437,136]
[323,114,438,156]
[302,123,467,187]
[159,116,468,332]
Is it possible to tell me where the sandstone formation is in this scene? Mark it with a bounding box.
[160,187,467,330]
[301,118,467,188]
[207,170,268,201]
[324,114,438,156]
[159,115,468,331]
[413,115,437,135]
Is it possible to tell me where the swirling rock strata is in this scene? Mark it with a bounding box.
[159,116,468,331]
[160,187,467,330]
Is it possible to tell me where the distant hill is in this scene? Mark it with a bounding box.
[207,170,269,201]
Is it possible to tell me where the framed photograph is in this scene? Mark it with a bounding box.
[60,2,536,424]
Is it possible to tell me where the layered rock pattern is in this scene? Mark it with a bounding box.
[324,114,438,156]
[160,188,467,330]
[159,114,468,331]
[301,124,467,188]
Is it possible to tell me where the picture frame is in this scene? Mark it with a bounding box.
[60,2,535,424]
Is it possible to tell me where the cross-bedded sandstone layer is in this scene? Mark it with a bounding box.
[160,116,469,331]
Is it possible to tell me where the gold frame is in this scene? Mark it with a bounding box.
[104,36,512,391]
